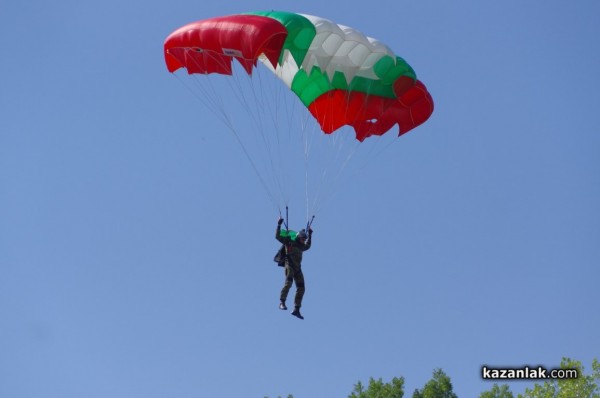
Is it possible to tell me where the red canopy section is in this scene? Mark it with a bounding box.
[164,15,288,75]
[309,81,434,141]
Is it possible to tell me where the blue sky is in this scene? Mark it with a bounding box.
[1,1,599,397]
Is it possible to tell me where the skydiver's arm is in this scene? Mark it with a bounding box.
[303,229,312,251]
[276,220,285,244]
[276,225,283,243]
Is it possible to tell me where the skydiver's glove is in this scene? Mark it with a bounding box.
[308,228,313,235]
[278,217,284,226]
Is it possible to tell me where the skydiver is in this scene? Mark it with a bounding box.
[275,216,313,320]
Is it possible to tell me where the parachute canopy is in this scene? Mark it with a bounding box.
[164,11,433,141]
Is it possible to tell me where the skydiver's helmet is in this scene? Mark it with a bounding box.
[297,229,308,241]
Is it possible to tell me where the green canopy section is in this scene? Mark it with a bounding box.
[245,11,417,107]
[290,57,416,107]
[244,11,315,67]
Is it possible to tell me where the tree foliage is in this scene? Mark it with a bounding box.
[266,357,598,398]
[348,376,405,398]
[518,358,600,398]
[479,384,514,398]
[412,368,458,398]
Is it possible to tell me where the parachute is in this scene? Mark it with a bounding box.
[164,11,433,216]
[165,11,433,141]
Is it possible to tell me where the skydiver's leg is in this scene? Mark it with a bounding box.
[280,264,294,305]
[293,270,305,309]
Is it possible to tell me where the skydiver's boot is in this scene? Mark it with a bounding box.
[279,301,287,310]
[291,307,304,320]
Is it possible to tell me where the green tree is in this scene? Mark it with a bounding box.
[479,384,514,398]
[263,395,293,398]
[412,369,458,398]
[348,376,405,398]
[518,358,600,398]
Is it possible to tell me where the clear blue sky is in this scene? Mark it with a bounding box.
[1,1,599,397]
